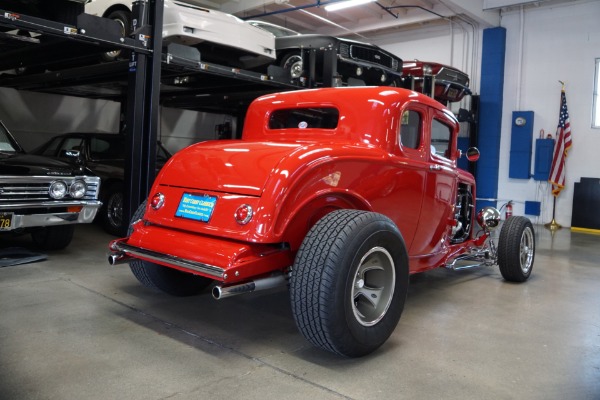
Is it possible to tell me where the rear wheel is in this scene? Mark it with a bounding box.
[280,52,304,79]
[101,9,131,62]
[31,225,75,250]
[498,216,535,282]
[102,183,124,236]
[290,209,409,357]
[127,201,212,296]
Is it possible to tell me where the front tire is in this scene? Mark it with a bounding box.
[290,209,409,357]
[497,216,535,282]
[127,201,212,296]
[31,225,75,250]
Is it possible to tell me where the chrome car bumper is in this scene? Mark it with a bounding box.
[1,201,102,230]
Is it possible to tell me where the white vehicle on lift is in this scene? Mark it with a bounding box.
[85,0,276,68]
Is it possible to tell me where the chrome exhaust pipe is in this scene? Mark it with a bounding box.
[213,273,287,300]
[108,252,132,266]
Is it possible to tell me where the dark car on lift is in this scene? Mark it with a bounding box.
[31,132,171,235]
[401,60,471,105]
[248,20,403,87]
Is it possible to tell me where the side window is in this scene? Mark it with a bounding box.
[431,119,452,158]
[399,110,421,149]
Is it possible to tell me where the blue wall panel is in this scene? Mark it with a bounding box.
[509,111,534,179]
[476,27,507,211]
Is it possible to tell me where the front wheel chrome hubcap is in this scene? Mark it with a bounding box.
[520,227,534,274]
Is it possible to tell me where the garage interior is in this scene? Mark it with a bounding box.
[1,0,599,399]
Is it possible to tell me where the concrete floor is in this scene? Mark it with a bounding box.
[1,223,599,400]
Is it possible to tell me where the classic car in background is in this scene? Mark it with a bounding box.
[249,20,402,87]
[108,87,535,357]
[0,121,101,250]
[31,132,171,236]
[85,0,276,67]
[0,0,276,67]
[402,60,471,104]
[0,0,89,25]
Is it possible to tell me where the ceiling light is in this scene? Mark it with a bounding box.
[324,0,376,12]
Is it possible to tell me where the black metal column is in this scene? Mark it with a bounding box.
[123,0,163,235]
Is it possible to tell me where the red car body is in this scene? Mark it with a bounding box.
[113,87,477,279]
[109,86,534,357]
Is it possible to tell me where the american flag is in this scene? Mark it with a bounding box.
[548,89,573,197]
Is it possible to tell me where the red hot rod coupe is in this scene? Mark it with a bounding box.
[109,87,535,357]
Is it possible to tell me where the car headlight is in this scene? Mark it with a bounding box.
[476,207,500,230]
[49,180,68,199]
[423,64,433,75]
[69,180,87,199]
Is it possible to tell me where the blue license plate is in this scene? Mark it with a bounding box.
[175,193,217,222]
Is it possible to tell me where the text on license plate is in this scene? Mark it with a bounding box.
[175,193,217,222]
[0,212,13,231]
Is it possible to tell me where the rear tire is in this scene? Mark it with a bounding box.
[280,51,304,80]
[290,209,409,357]
[498,216,535,282]
[101,9,131,62]
[127,201,212,296]
[31,225,75,250]
[102,183,124,236]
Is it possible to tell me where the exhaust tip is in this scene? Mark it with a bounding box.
[212,286,223,300]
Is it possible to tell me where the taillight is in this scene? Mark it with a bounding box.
[234,204,253,225]
[150,193,165,210]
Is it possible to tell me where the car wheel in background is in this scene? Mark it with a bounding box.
[31,225,75,250]
[280,51,304,79]
[100,9,131,62]
[102,182,124,236]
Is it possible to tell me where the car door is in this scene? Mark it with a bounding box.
[387,106,428,253]
[409,108,459,264]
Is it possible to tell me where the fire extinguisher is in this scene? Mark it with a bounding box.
[505,201,513,219]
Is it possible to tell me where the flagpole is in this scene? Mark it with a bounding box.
[544,196,562,231]
[545,80,571,231]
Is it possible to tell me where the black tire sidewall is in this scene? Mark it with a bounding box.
[100,10,131,62]
[102,183,124,236]
[291,210,409,357]
[328,222,408,355]
[498,216,535,282]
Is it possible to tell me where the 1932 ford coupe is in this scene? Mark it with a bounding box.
[108,87,535,357]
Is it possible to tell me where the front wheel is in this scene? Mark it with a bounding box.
[497,216,535,282]
[127,201,212,296]
[290,209,409,357]
[31,225,75,250]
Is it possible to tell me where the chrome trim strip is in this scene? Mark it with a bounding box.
[113,241,226,279]
[0,200,102,208]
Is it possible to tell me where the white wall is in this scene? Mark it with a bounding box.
[499,0,600,226]
[373,0,600,227]
[0,88,120,150]
[0,87,231,153]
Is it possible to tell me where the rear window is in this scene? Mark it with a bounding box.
[268,108,339,130]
